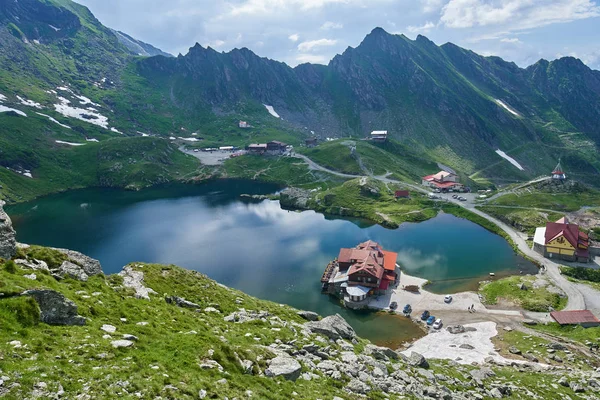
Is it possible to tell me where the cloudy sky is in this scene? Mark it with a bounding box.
[77,0,600,70]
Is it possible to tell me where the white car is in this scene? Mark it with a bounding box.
[432,319,443,330]
[444,295,452,303]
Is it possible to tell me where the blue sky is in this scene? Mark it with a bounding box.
[77,0,600,70]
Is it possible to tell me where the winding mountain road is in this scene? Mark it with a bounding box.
[292,153,588,311]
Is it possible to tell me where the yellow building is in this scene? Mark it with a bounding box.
[533,216,589,262]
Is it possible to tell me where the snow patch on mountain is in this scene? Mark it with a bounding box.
[56,140,86,146]
[495,149,524,170]
[0,93,7,102]
[54,97,108,128]
[495,100,520,117]
[110,127,123,134]
[36,112,71,129]
[0,105,27,117]
[17,96,43,109]
[264,104,280,118]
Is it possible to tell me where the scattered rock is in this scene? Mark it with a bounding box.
[459,344,475,350]
[203,307,220,313]
[122,334,138,341]
[345,379,371,395]
[119,265,157,300]
[265,355,302,381]
[165,296,199,309]
[558,376,569,387]
[364,344,399,360]
[23,273,36,280]
[297,310,319,321]
[0,201,16,260]
[224,309,271,323]
[22,290,86,326]
[407,352,429,369]
[523,319,537,326]
[305,314,356,340]
[508,346,521,355]
[522,353,538,362]
[101,324,116,333]
[570,382,585,393]
[548,342,566,351]
[111,340,134,348]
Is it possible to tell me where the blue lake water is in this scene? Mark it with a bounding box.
[6,180,536,346]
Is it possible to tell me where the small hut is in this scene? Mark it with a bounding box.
[551,160,566,180]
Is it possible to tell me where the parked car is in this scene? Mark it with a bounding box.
[421,310,430,321]
[426,316,436,326]
[433,319,443,329]
[403,304,412,315]
[193,149,199,152]
[389,301,398,310]
[459,197,467,201]
[452,194,458,199]
[444,295,453,303]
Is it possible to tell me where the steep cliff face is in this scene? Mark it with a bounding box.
[0,201,16,259]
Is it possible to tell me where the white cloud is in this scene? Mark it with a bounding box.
[321,21,343,30]
[297,38,338,52]
[288,33,300,42]
[229,0,351,16]
[406,21,436,33]
[421,0,445,13]
[500,37,521,44]
[296,54,330,64]
[441,0,600,30]
[209,39,226,48]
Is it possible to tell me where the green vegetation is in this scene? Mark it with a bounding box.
[561,266,600,283]
[477,206,564,234]
[479,275,567,312]
[488,188,600,212]
[531,323,600,347]
[308,178,438,228]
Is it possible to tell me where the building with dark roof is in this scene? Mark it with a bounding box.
[550,310,600,327]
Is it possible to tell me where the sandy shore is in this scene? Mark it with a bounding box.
[368,270,523,327]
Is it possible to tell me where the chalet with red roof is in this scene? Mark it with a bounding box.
[321,240,398,307]
[533,216,590,262]
[421,170,463,191]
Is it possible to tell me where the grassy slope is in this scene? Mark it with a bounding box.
[0,250,593,400]
[479,275,567,312]
[477,206,564,235]
[487,190,600,212]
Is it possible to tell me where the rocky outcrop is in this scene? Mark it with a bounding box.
[165,295,200,309]
[53,248,102,277]
[22,289,86,326]
[0,201,16,260]
[364,344,400,361]
[56,261,89,281]
[297,310,319,321]
[265,354,302,381]
[279,188,311,210]
[305,314,356,340]
[407,352,429,369]
[119,265,157,300]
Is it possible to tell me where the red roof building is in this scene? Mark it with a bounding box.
[550,310,600,327]
[395,190,410,199]
[337,241,398,290]
[543,216,589,262]
[422,170,463,191]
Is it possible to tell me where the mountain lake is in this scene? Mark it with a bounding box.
[7,180,537,347]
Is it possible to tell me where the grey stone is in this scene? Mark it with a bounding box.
[305,314,356,340]
[489,388,503,398]
[119,265,157,300]
[22,289,86,326]
[122,334,138,341]
[56,261,89,281]
[101,324,117,333]
[522,353,538,362]
[297,310,319,321]
[165,296,199,309]
[265,355,302,381]
[558,376,569,387]
[570,382,585,393]
[111,340,134,348]
[52,248,102,277]
[549,342,566,351]
[508,346,521,355]
[0,202,16,260]
[408,352,429,368]
[364,344,400,360]
[346,379,371,395]
[459,344,475,350]
[198,390,207,399]
[523,319,537,326]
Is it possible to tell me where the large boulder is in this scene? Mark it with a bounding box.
[0,201,16,260]
[364,344,399,360]
[265,355,302,381]
[297,310,319,321]
[22,289,86,326]
[53,248,102,277]
[305,314,356,340]
[56,261,89,282]
[407,352,429,368]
